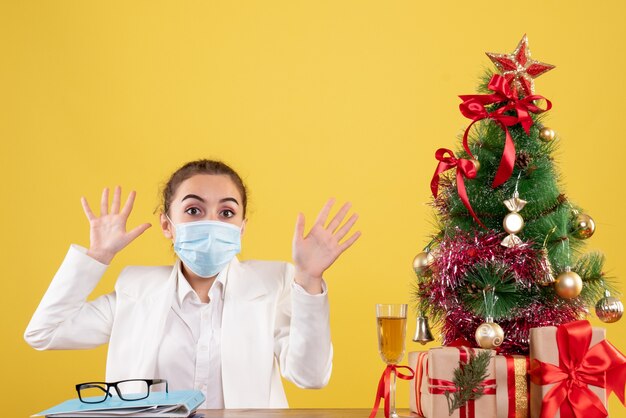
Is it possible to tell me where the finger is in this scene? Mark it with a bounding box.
[326,201,352,233]
[100,187,109,216]
[338,231,362,253]
[126,223,152,242]
[81,197,96,221]
[334,212,359,241]
[120,190,137,218]
[111,186,122,214]
[313,198,336,227]
[293,213,305,244]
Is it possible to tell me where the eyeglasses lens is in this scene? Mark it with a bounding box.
[78,384,109,403]
[117,380,150,400]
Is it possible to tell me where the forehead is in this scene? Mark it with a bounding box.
[172,174,242,202]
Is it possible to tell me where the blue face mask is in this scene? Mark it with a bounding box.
[168,217,242,278]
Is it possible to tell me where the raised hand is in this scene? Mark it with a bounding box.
[292,198,361,294]
[81,186,152,264]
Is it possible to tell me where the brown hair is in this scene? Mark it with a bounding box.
[161,159,248,217]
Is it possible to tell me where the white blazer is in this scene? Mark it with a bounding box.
[24,245,333,408]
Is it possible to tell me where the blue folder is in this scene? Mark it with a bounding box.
[32,390,205,417]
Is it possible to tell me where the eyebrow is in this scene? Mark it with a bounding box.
[220,197,240,206]
[181,194,205,203]
[181,194,239,206]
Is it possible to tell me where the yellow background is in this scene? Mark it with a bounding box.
[2,1,625,416]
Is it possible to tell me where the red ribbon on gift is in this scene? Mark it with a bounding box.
[428,347,496,418]
[529,320,626,418]
[503,355,530,418]
[431,148,486,228]
[429,379,497,418]
[506,355,516,418]
[369,364,415,418]
[459,74,552,188]
[447,337,476,348]
[413,352,429,417]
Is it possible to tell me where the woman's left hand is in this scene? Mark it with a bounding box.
[292,198,361,294]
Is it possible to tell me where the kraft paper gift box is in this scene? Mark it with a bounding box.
[494,354,530,418]
[409,351,430,417]
[529,323,606,418]
[428,346,497,418]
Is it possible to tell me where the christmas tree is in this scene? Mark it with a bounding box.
[412,35,623,355]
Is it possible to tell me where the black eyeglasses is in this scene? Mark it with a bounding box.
[76,379,169,404]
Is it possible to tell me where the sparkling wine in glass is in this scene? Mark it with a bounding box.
[376,304,407,418]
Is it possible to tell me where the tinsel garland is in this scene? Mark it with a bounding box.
[418,229,585,355]
[429,229,544,289]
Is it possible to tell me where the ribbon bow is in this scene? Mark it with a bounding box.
[459,74,552,188]
[529,320,626,418]
[431,148,485,228]
[369,364,415,418]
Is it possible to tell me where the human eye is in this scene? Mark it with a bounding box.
[220,209,235,219]
[185,207,202,216]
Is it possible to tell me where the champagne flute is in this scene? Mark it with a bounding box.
[376,304,407,418]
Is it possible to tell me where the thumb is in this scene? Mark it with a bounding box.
[293,213,305,244]
[127,223,152,242]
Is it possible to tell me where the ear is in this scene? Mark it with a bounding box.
[240,218,247,237]
[160,213,173,239]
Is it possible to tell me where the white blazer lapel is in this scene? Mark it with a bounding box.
[107,263,178,382]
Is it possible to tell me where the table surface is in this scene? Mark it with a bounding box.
[193,409,416,417]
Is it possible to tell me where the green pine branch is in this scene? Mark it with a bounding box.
[461,263,520,318]
[444,350,493,416]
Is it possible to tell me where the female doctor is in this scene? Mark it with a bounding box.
[25,159,361,409]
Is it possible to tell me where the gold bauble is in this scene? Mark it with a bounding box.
[475,319,504,349]
[595,290,624,323]
[413,251,435,276]
[571,213,596,239]
[471,159,480,172]
[539,127,556,142]
[554,268,583,299]
[503,212,525,234]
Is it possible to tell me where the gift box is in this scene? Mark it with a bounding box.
[495,354,529,418]
[409,351,430,417]
[529,321,608,418]
[428,346,497,418]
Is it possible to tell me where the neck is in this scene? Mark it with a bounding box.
[181,264,216,303]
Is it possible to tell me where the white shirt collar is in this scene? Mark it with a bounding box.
[175,259,231,306]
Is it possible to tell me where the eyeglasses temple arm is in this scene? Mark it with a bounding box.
[152,379,169,393]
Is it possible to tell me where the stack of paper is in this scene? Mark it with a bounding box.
[32,390,205,417]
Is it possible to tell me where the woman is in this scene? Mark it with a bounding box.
[24,159,360,409]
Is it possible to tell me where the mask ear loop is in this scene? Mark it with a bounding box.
[164,214,178,242]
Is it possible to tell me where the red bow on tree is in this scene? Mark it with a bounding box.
[529,320,626,418]
[459,74,552,188]
[431,148,485,228]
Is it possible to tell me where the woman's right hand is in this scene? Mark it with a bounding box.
[81,186,152,265]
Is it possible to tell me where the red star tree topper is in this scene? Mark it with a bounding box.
[486,34,555,97]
